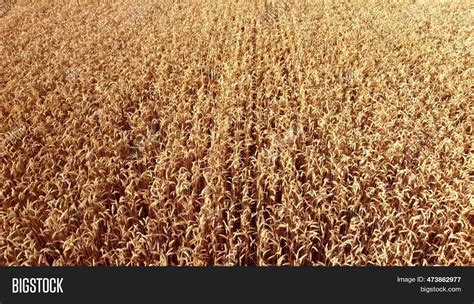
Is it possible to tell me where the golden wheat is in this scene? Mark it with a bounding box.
[0,0,472,266]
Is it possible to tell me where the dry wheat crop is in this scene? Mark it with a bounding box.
[0,0,473,265]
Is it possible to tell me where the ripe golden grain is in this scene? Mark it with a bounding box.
[0,0,472,266]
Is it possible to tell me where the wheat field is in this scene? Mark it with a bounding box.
[0,0,472,266]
